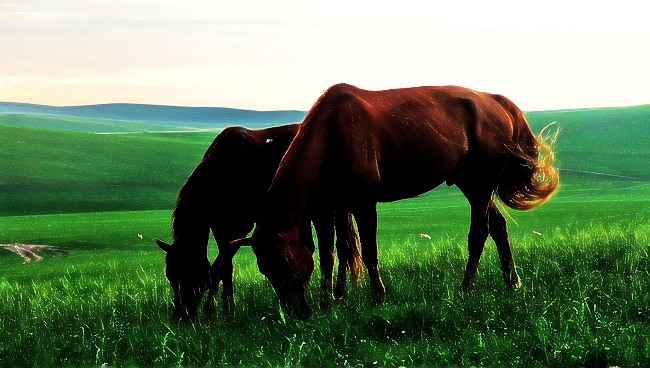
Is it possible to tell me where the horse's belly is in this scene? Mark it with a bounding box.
[375,163,452,202]
[376,179,445,202]
[371,124,464,202]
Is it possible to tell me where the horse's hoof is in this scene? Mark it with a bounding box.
[372,295,386,306]
[371,289,386,306]
[320,295,334,310]
[204,300,216,315]
[334,285,346,300]
[510,279,523,290]
[460,280,476,291]
[285,303,312,320]
[503,274,523,290]
[221,301,235,315]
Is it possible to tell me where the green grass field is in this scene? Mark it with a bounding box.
[0,107,649,367]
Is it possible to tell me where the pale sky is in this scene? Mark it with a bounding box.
[1,0,648,111]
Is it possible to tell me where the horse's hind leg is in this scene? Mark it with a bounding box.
[488,200,522,288]
[354,203,386,304]
[458,184,492,289]
[334,211,350,299]
[313,213,336,310]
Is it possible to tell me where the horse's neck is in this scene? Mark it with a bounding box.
[171,210,210,256]
[259,113,330,232]
[172,181,212,257]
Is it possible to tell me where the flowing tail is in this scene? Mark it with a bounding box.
[496,105,560,211]
[342,213,363,285]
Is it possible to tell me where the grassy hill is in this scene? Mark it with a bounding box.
[526,105,650,179]
[0,113,207,133]
[0,126,217,215]
[0,102,306,132]
[1,105,648,216]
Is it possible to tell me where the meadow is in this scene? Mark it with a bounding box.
[0,106,649,367]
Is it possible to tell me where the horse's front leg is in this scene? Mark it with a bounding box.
[354,203,386,305]
[213,226,250,314]
[215,242,241,314]
[204,260,220,315]
[312,213,335,310]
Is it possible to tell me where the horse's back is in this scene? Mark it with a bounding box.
[202,124,300,166]
[182,124,300,222]
[310,85,523,201]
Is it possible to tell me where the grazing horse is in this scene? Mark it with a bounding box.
[232,83,559,318]
[155,124,362,317]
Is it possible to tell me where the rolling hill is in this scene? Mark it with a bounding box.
[0,102,306,132]
[0,104,648,216]
[526,105,650,179]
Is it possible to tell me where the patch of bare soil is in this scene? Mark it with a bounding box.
[0,244,68,263]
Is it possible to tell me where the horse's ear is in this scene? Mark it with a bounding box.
[229,237,253,248]
[155,239,173,252]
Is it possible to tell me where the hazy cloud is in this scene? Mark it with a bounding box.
[1,0,649,110]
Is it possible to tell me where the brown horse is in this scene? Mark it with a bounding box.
[155,124,362,317]
[232,83,559,318]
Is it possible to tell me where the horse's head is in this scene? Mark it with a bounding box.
[232,227,314,319]
[155,239,212,318]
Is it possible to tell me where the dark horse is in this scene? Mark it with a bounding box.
[232,83,559,318]
[155,124,362,317]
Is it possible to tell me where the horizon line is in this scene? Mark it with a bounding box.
[2,100,649,114]
[0,100,307,113]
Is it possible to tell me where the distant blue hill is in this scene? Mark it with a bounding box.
[1,101,648,135]
[0,102,307,129]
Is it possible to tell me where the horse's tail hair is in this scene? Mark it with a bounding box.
[496,111,560,211]
[342,213,363,286]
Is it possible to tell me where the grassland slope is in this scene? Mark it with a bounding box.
[0,102,306,130]
[1,105,648,216]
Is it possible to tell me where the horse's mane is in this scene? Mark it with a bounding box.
[170,127,257,243]
[170,131,230,243]
[171,163,211,243]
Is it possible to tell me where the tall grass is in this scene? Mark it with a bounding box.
[1,224,647,367]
